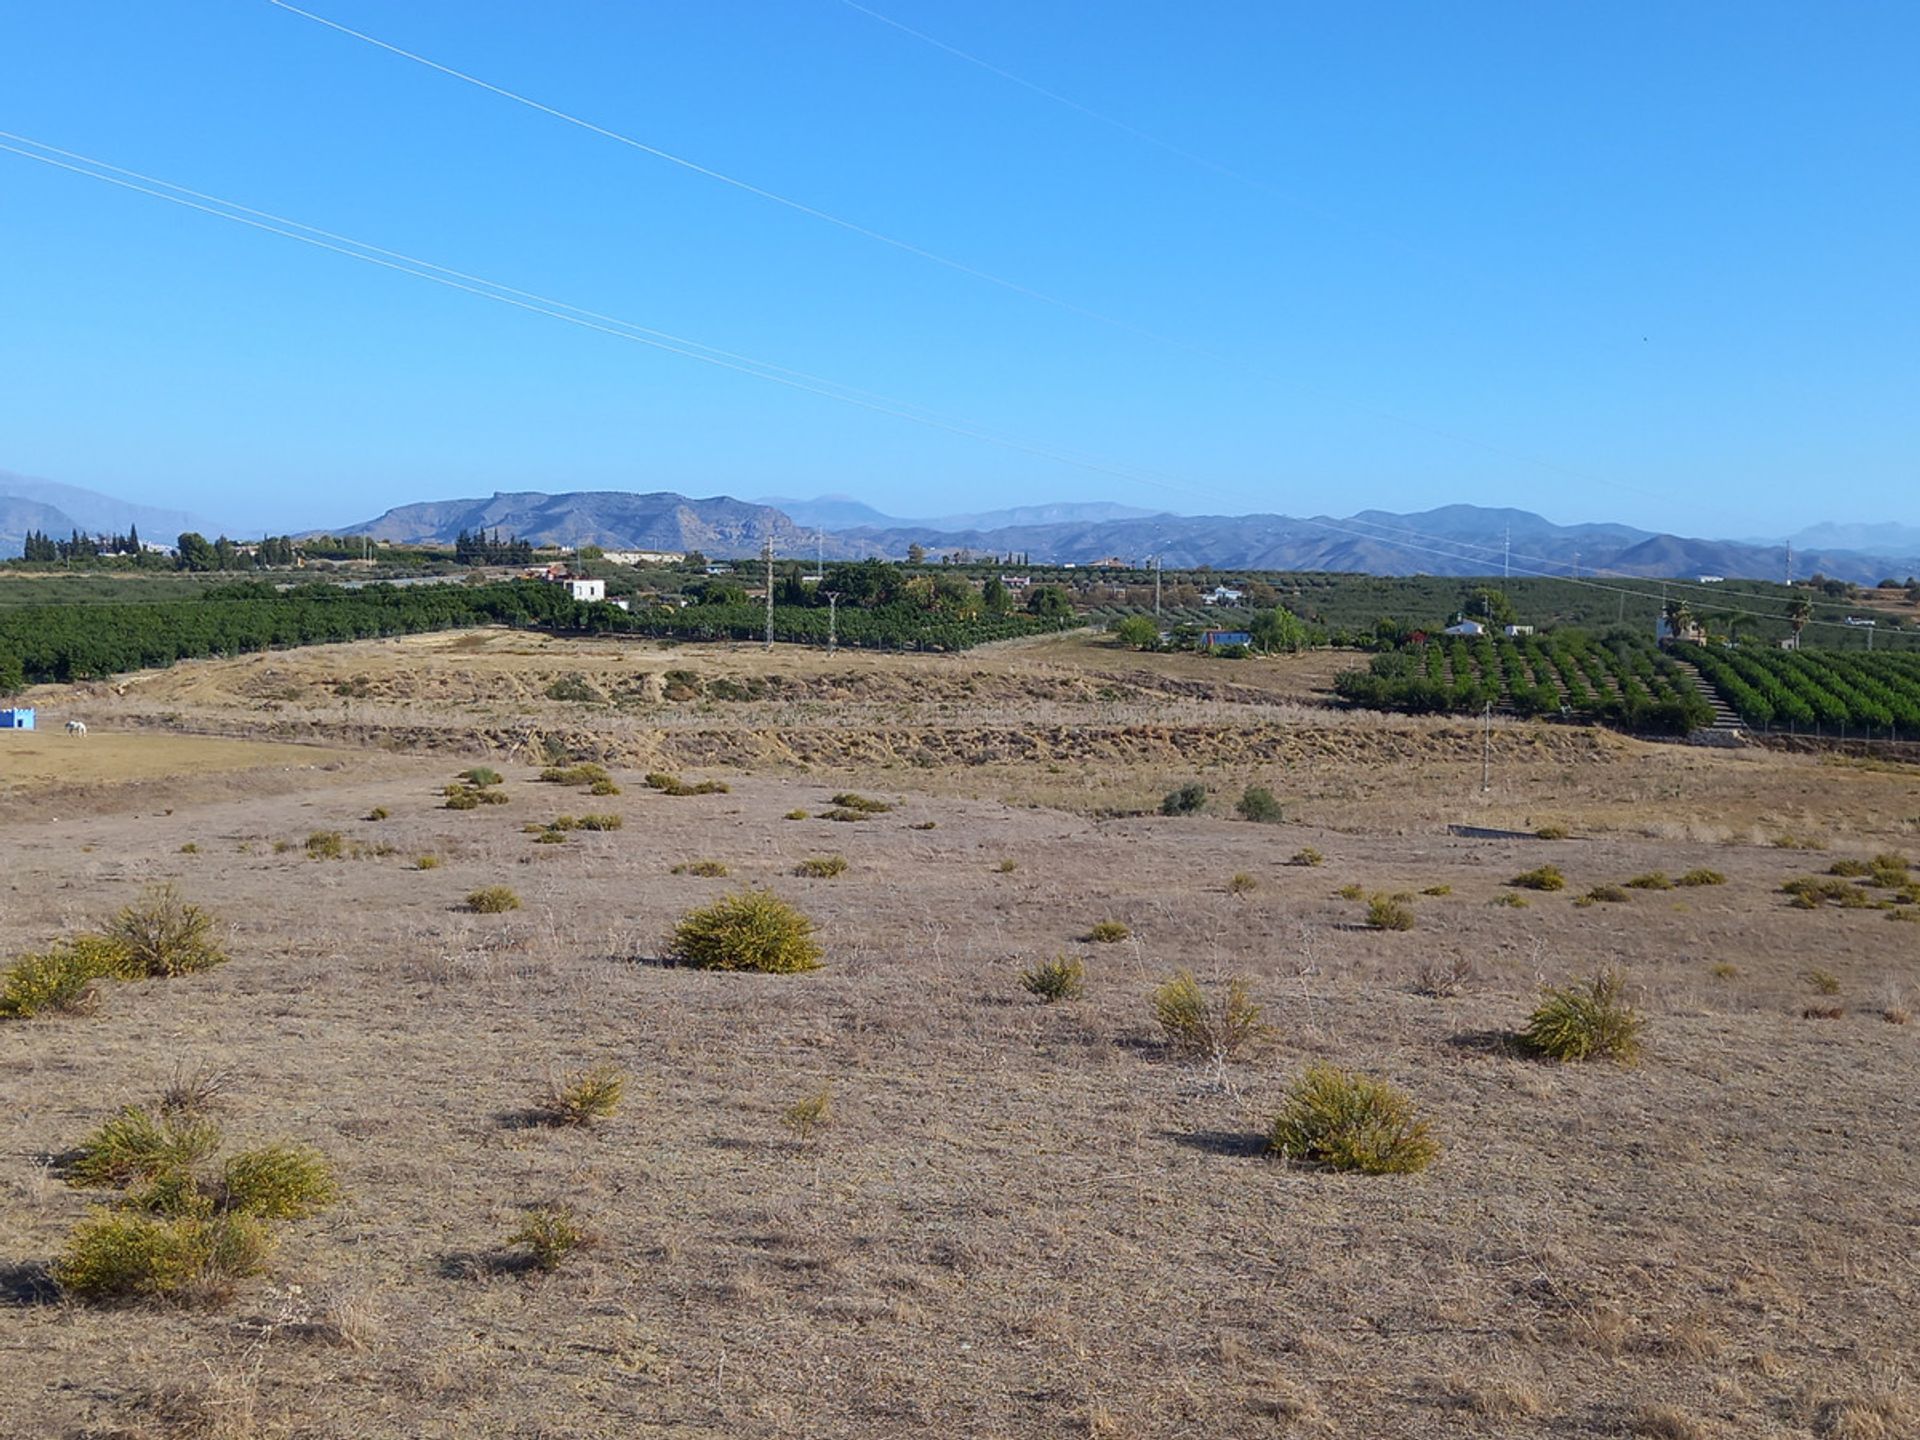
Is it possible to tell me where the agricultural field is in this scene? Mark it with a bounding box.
[2,626,1917,1439]
[1680,644,1920,736]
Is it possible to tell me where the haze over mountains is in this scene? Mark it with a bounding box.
[5,469,1918,584]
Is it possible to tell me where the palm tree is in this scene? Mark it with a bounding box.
[1787,595,1812,650]
[1662,598,1694,645]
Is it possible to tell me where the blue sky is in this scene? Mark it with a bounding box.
[2,2,1915,537]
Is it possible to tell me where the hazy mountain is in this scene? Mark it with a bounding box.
[0,495,85,560]
[0,470,220,541]
[758,495,1163,533]
[1785,520,1920,557]
[335,490,852,558]
[755,495,901,530]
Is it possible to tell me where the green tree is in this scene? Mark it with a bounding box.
[981,576,1011,615]
[1026,585,1072,619]
[1250,607,1307,653]
[1467,586,1516,625]
[1114,615,1159,650]
[1787,595,1812,648]
[906,543,926,565]
[175,533,218,572]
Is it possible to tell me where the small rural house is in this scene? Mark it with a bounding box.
[561,577,606,603]
[1200,630,1253,650]
[1503,624,1535,637]
[1443,620,1487,637]
[0,707,35,730]
[1200,585,1246,606]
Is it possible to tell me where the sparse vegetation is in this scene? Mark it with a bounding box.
[645,771,730,796]
[1289,847,1324,867]
[1584,884,1632,904]
[537,1064,626,1127]
[220,1144,340,1220]
[106,885,226,977]
[783,808,809,821]
[1491,892,1530,908]
[829,792,892,813]
[666,890,822,973]
[542,762,614,789]
[1509,864,1566,892]
[1020,954,1086,1003]
[415,854,440,870]
[466,886,523,914]
[1534,825,1570,840]
[1335,882,1364,901]
[1151,971,1269,1061]
[1804,968,1841,995]
[1783,876,1875,909]
[1675,868,1726,887]
[1521,970,1645,1064]
[793,854,848,878]
[1414,955,1472,997]
[1365,893,1416,930]
[506,1204,592,1272]
[995,858,1018,873]
[1624,871,1673,890]
[306,830,346,859]
[1420,884,1452,897]
[1235,784,1284,823]
[1160,782,1208,817]
[782,1087,832,1141]
[1710,962,1740,980]
[1085,920,1130,944]
[461,767,504,788]
[1268,1065,1438,1174]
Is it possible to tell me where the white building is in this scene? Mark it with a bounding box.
[562,577,606,603]
[600,550,685,566]
[1443,620,1487,637]
[1200,585,1246,606]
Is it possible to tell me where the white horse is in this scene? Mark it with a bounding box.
[65,719,87,736]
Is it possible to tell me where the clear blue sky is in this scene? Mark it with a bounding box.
[2,2,1915,536]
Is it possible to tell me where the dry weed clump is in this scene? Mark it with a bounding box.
[1625,871,1674,890]
[1288,847,1325,867]
[645,771,729,797]
[782,808,809,821]
[507,1204,593,1272]
[1420,883,1453,896]
[782,1086,832,1140]
[995,858,1018,873]
[109,884,227,977]
[1414,955,1473,997]
[160,1063,233,1117]
[1509,865,1566,892]
[414,854,441,871]
[537,1064,626,1127]
[1803,968,1841,995]
[1335,882,1364,900]
[1227,872,1259,896]
[672,859,731,877]
[1628,1404,1708,1440]
[1581,884,1632,905]
[1235,785,1284,822]
[1151,971,1269,1061]
[666,890,822,973]
[3,888,227,1019]
[829,791,892,814]
[1534,824,1570,840]
[542,762,613,788]
[1020,955,1086,1003]
[1085,920,1130,944]
[1491,892,1530,908]
[1521,970,1645,1064]
[466,886,523,914]
[364,806,389,821]
[305,831,346,859]
[1268,1065,1438,1174]
[1676,868,1727,887]
[793,855,849,878]
[1365,893,1416,930]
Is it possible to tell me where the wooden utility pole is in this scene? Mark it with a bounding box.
[1482,700,1493,793]
[1154,555,1162,617]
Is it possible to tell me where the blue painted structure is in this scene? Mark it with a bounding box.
[0,707,36,730]
[1199,631,1252,650]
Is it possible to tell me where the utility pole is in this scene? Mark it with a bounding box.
[1784,543,1792,587]
[1481,699,1493,794]
[1153,555,1162,617]
[763,535,774,652]
[825,592,839,653]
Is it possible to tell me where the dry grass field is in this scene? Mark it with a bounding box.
[3,630,1916,1439]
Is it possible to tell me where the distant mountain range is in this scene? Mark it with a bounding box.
[0,470,223,557]
[7,468,1919,584]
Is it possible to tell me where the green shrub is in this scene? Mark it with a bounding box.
[667,890,822,973]
[1151,971,1268,1060]
[466,886,522,914]
[1491,892,1530,908]
[1624,872,1673,890]
[1675,868,1725,887]
[1420,884,1452,897]
[53,1209,269,1302]
[1584,884,1631,904]
[178,842,200,854]
[507,1204,592,1272]
[67,1107,221,1190]
[444,788,481,811]
[995,858,1018,873]
[794,855,848,878]
[828,792,892,814]
[1160,783,1208,817]
[415,854,441,870]
[645,772,729,796]
[1509,865,1565,892]
[576,813,622,831]
[1521,970,1644,1064]
[1086,920,1130,944]
[1335,882,1364,901]
[1268,1065,1438,1174]
[1228,872,1258,895]
[365,807,389,821]
[1782,876,1874,909]
[589,778,621,796]
[1288,847,1324,867]
[0,938,130,1019]
[1534,825,1570,841]
[1804,968,1841,995]
[672,859,730,877]
[220,1145,339,1219]
[782,1087,832,1141]
[1828,858,1872,878]
[538,1064,625,1127]
[105,886,225,978]
[1020,955,1085,1002]
[305,830,345,859]
[782,809,809,821]
[542,762,612,788]
[1235,785,1285,823]
[461,767,505,788]
[534,830,568,844]
[1365,894,1415,931]
[819,807,872,822]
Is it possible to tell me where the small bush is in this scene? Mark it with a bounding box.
[178,842,199,854]
[1365,894,1415,931]
[1288,847,1324,867]
[1804,968,1841,995]
[1491,892,1530,908]
[667,890,822,973]
[1675,868,1725,887]
[546,816,580,832]
[782,1087,832,1141]
[1151,971,1269,1061]
[303,832,342,860]
[444,788,480,811]
[1509,865,1565,892]
[538,1064,625,1127]
[1335,882,1364,901]
[415,855,441,870]
[68,1107,221,1190]
[1086,921,1130,944]
[829,792,892,814]
[1235,786,1285,823]
[54,1210,269,1302]
[1584,884,1632,904]
[1420,884,1452,897]
[995,859,1018,874]
[1228,872,1258,896]
[1782,876,1874,909]
[794,855,848,878]
[575,813,622,831]
[1710,962,1739,980]
[1160,783,1208,817]
[0,938,130,1019]
[908,820,937,831]
[1624,872,1673,890]
[507,1204,592,1272]
[365,807,390,822]
[672,859,730,877]
[542,763,611,788]
[1021,955,1085,1003]
[106,886,225,977]
[534,830,568,844]
[645,771,729,797]
[461,767,505,788]
[544,673,604,703]
[1414,955,1472,997]
[1534,825,1569,840]
[1521,970,1644,1064]
[782,809,809,821]
[1828,858,1872,878]
[466,886,522,914]
[819,807,872,822]
[220,1145,339,1219]
[1268,1065,1438,1174]
[588,778,621,796]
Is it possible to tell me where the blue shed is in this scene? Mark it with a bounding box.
[1200,631,1252,650]
[0,707,35,730]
